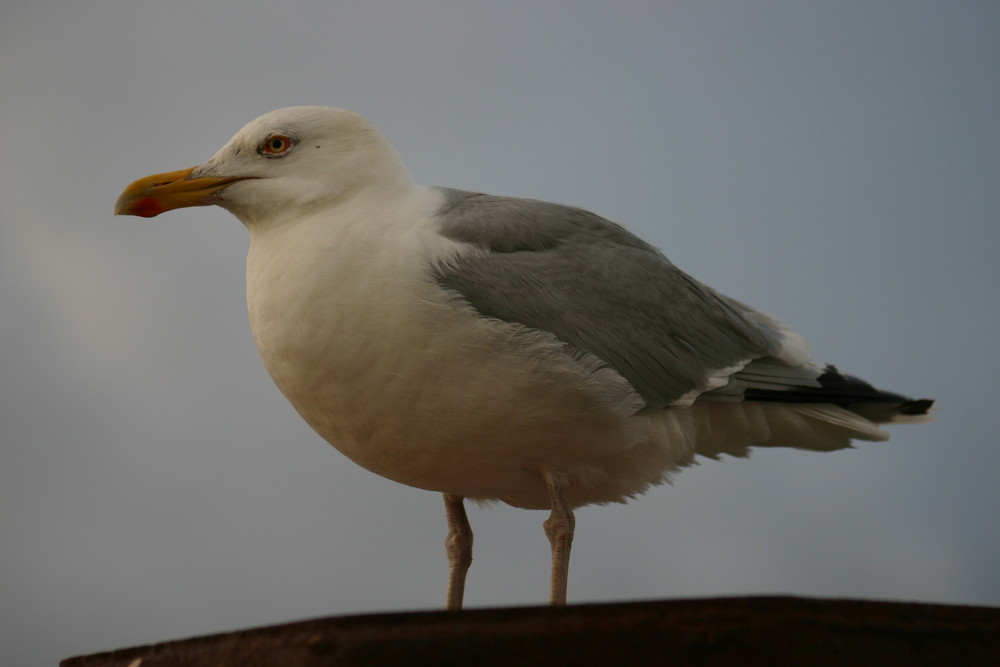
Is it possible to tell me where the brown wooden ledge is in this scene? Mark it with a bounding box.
[62,595,1000,666]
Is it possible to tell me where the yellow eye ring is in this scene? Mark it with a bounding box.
[260,134,294,156]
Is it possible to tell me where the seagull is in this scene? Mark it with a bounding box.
[115,106,933,610]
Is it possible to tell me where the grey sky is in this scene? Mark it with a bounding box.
[2,2,998,664]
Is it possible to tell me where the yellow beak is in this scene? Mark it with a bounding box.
[114,167,250,218]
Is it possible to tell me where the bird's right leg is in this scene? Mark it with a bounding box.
[543,470,575,606]
[443,493,473,610]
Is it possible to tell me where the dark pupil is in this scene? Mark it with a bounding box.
[270,139,283,150]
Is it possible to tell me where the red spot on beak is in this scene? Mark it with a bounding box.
[130,197,167,218]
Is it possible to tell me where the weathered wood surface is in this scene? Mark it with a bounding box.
[62,596,1000,667]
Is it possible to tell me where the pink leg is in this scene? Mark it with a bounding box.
[443,493,472,610]
[542,471,575,605]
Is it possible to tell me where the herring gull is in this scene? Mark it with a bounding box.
[115,106,933,609]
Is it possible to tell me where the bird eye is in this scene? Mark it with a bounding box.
[259,134,295,157]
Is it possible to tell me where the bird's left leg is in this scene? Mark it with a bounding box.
[443,493,473,611]
[542,470,575,605]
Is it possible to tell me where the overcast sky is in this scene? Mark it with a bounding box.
[2,2,998,664]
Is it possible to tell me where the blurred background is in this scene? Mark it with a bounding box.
[2,2,998,665]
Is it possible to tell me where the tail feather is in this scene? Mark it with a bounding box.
[680,396,932,461]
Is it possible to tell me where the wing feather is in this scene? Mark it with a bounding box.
[432,188,786,407]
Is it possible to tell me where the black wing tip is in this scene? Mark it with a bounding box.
[898,398,935,415]
[818,366,933,409]
[744,364,934,417]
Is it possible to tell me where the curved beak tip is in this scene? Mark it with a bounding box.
[114,194,165,218]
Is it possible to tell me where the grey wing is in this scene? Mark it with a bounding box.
[431,188,791,409]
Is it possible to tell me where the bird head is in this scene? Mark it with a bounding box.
[115,106,412,227]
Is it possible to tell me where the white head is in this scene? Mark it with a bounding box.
[115,106,413,228]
